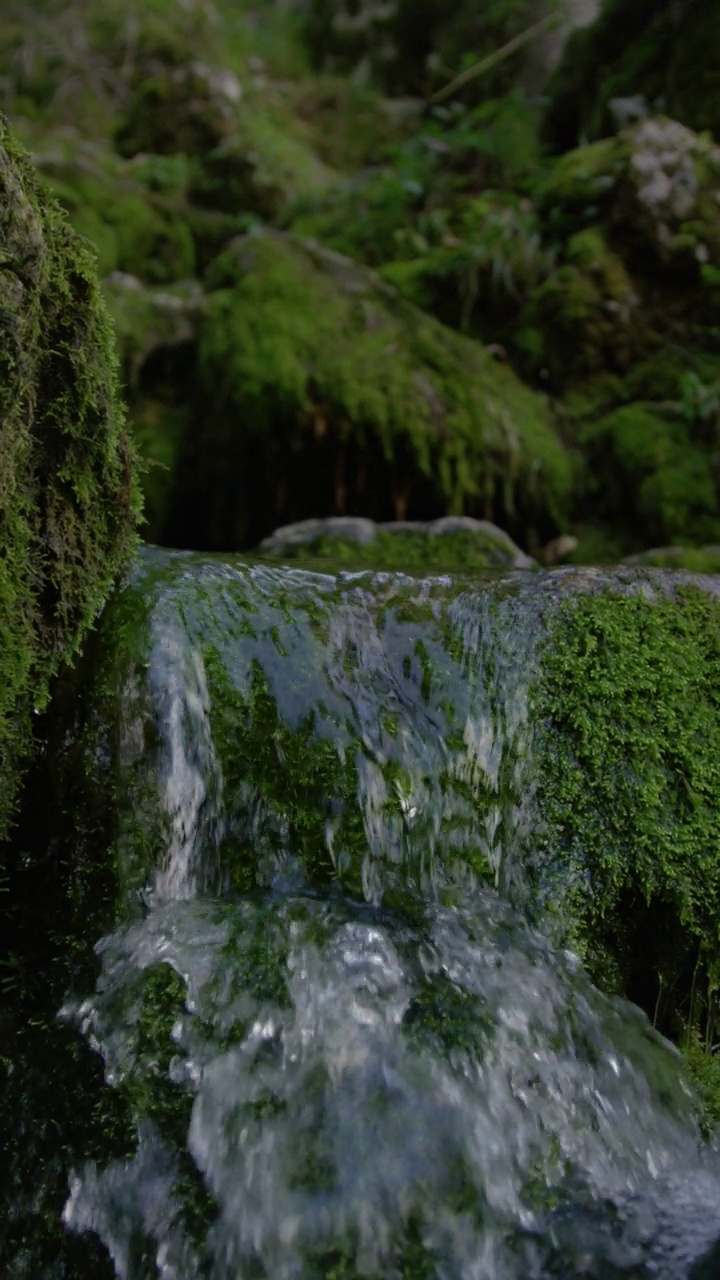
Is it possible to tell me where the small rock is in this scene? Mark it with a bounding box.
[543,535,579,565]
[259,517,378,554]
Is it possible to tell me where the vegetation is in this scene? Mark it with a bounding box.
[534,584,720,1068]
[0,114,141,839]
[2,0,718,565]
[4,3,720,1259]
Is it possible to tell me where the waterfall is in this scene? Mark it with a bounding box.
[7,547,720,1279]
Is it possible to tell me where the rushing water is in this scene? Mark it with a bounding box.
[4,548,720,1279]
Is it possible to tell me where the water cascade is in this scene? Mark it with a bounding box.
[4,548,720,1279]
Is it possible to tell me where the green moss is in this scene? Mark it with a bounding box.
[534,586,720,1055]
[626,547,720,574]
[258,528,529,573]
[519,250,637,383]
[580,404,720,544]
[191,229,571,548]
[535,137,621,234]
[38,148,197,284]
[0,115,141,838]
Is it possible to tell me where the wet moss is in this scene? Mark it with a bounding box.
[533,585,720,1057]
[0,115,141,838]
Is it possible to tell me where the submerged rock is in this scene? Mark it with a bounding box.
[0,115,141,837]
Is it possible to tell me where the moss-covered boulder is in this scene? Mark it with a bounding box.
[257,515,537,570]
[536,116,720,267]
[31,132,197,284]
[511,116,720,551]
[543,0,720,154]
[114,55,334,222]
[578,401,720,546]
[0,115,141,837]
[168,229,572,550]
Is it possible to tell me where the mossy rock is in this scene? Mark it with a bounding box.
[256,515,536,570]
[32,132,197,284]
[517,118,720,406]
[543,0,720,154]
[537,117,720,264]
[623,545,720,573]
[518,228,640,383]
[178,228,572,549]
[115,59,335,221]
[534,575,720,1053]
[0,115,141,838]
[579,402,720,545]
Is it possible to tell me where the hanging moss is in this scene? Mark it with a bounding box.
[187,228,572,549]
[0,115,141,838]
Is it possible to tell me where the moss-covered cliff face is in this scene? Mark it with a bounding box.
[543,0,720,154]
[0,115,141,838]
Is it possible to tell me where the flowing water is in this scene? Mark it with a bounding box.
[4,548,720,1279]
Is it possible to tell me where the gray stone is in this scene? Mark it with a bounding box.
[428,517,536,569]
[259,517,378,554]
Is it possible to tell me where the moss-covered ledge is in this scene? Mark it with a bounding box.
[0,115,141,837]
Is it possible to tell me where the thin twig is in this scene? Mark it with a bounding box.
[429,12,560,106]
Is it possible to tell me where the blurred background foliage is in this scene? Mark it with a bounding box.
[1,0,719,564]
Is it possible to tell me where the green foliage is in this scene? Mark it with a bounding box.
[379,191,553,337]
[534,587,720,1049]
[543,0,720,153]
[290,96,545,272]
[0,116,141,839]
[580,403,720,545]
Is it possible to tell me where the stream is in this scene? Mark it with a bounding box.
[3,547,720,1279]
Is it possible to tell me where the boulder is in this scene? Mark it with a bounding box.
[536,116,720,267]
[180,228,572,550]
